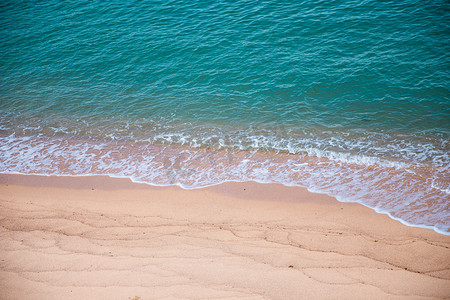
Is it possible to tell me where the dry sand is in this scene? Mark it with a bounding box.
[0,173,449,299]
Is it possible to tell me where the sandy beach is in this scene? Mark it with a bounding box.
[0,173,449,299]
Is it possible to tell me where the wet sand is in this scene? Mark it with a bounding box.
[0,173,449,299]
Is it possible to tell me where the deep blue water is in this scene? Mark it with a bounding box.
[0,0,449,233]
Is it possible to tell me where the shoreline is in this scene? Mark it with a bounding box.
[2,133,448,236]
[2,171,448,236]
[0,173,449,299]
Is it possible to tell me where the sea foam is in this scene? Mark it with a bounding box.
[1,134,448,235]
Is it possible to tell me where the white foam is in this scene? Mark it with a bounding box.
[0,133,448,235]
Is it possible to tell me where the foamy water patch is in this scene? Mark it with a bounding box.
[1,135,448,234]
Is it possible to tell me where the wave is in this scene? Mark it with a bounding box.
[1,133,448,235]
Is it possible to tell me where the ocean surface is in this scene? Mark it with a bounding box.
[0,0,449,234]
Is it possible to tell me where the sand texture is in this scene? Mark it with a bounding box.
[0,174,449,299]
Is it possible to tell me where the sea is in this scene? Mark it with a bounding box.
[0,0,449,234]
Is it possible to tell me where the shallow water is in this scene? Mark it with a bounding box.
[0,0,449,233]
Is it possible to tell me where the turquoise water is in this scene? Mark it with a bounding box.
[0,1,449,233]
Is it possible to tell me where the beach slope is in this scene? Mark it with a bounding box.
[0,174,449,299]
